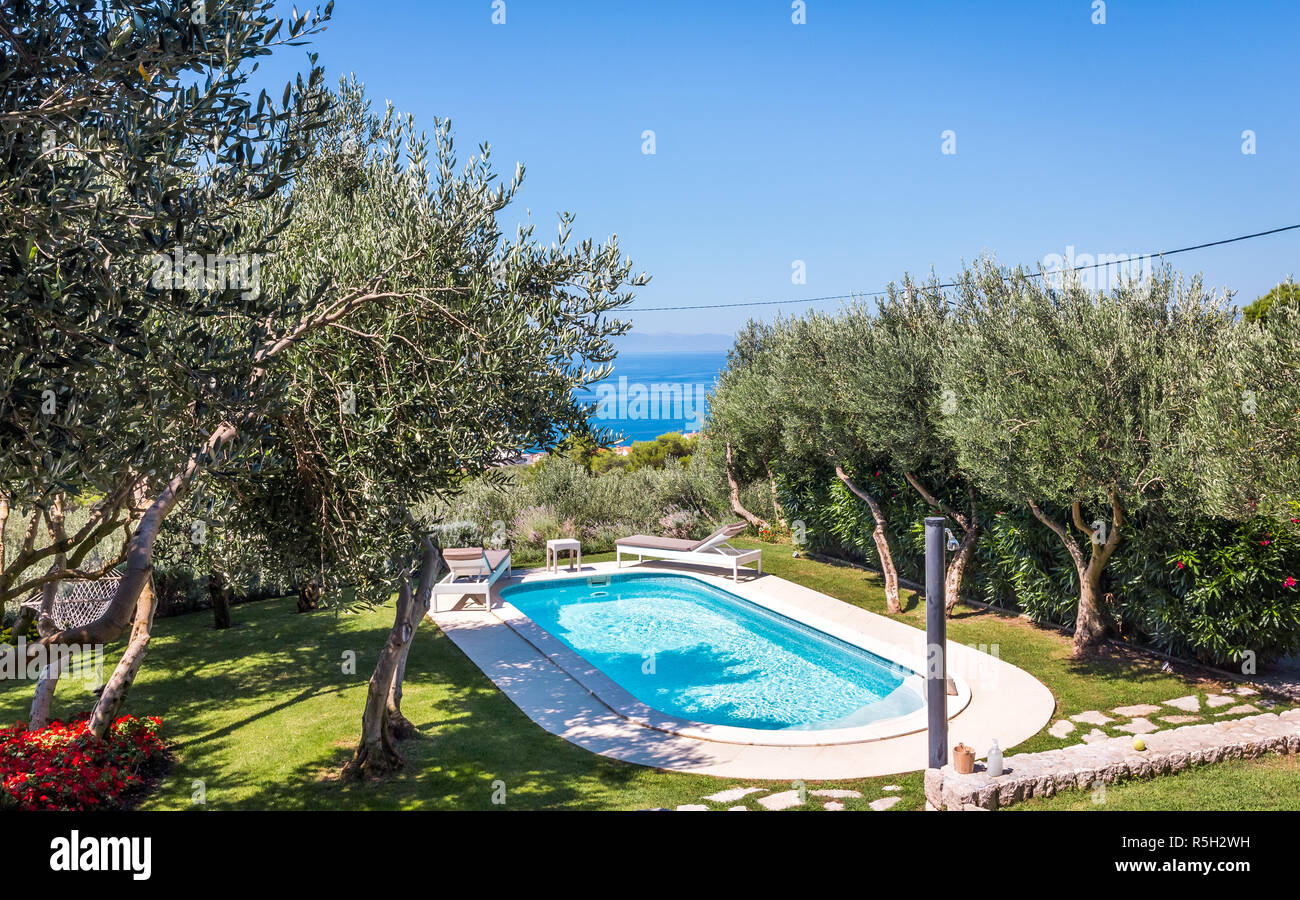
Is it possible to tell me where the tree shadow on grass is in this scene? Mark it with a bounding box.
[1058,645,1188,689]
[86,597,696,811]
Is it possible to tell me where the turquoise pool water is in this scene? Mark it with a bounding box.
[499,572,923,731]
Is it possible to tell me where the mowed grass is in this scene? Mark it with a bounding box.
[1011,754,1300,811]
[1,539,1294,810]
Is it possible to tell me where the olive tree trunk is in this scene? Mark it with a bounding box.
[0,490,9,606]
[29,496,70,729]
[343,543,439,779]
[834,466,901,614]
[27,580,62,729]
[87,576,158,735]
[725,443,771,530]
[764,462,785,528]
[209,572,232,629]
[296,579,321,613]
[386,644,415,740]
[1029,489,1123,656]
[903,473,982,616]
[39,423,237,739]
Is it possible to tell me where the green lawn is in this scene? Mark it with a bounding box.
[1,539,1294,810]
[1011,754,1300,811]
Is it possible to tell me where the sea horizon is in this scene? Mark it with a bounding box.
[576,345,730,445]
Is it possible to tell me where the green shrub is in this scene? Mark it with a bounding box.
[1112,511,1300,664]
[435,454,735,563]
[779,465,1300,665]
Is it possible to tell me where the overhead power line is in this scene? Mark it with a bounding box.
[625,222,1300,312]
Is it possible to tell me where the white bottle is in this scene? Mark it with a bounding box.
[987,739,1003,776]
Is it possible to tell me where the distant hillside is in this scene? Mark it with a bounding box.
[613,331,735,353]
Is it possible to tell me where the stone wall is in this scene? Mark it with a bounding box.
[924,709,1300,811]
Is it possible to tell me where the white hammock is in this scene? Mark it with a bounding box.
[19,577,121,631]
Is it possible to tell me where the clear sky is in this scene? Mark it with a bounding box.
[256,0,1300,339]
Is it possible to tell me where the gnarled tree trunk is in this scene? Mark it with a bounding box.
[725,443,770,530]
[296,579,321,613]
[28,575,62,729]
[40,423,237,739]
[0,490,8,605]
[765,462,785,528]
[944,526,980,616]
[834,466,901,614]
[1029,489,1123,657]
[87,576,158,735]
[903,473,982,616]
[344,543,439,779]
[28,659,62,731]
[386,643,415,740]
[9,606,35,642]
[29,496,69,729]
[209,572,232,629]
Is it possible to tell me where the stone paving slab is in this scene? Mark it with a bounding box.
[1217,704,1259,716]
[757,790,805,810]
[1159,715,1201,724]
[925,710,1300,811]
[1072,710,1113,725]
[1048,720,1076,738]
[1115,717,1158,735]
[1112,703,1161,717]
[703,786,764,803]
[1205,693,1236,708]
[1162,695,1201,712]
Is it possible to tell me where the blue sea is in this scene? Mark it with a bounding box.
[575,350,729,444]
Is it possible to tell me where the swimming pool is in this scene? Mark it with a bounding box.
[499,572,925,735]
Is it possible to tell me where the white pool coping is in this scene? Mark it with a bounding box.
[430,559,1056,779]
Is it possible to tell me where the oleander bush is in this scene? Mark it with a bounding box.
[779,467,1300,666]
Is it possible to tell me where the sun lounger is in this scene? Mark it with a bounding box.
[615,522,761,581]
[433,547,512,611]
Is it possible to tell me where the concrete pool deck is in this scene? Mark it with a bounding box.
[429,560,1055,779]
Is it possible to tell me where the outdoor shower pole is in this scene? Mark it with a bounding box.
[925,516,948,770]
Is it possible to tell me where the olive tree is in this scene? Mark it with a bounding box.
[1181,300,1300,520]
[940,260,1236,655]
[166,78,648,776]
[706,321,784,530]
[1,0,335,733]
[766,309,907,613]
[827,283,982,614]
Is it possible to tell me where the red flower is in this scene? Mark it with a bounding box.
[0,715,165,811]
[1286,577,1297,589]
[1176,561,1185,570]
[1261,540,1271,546]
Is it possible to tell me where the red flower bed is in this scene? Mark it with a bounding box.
[0,716,167,811]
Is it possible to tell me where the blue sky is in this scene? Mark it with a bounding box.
[257,0,1299,340]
